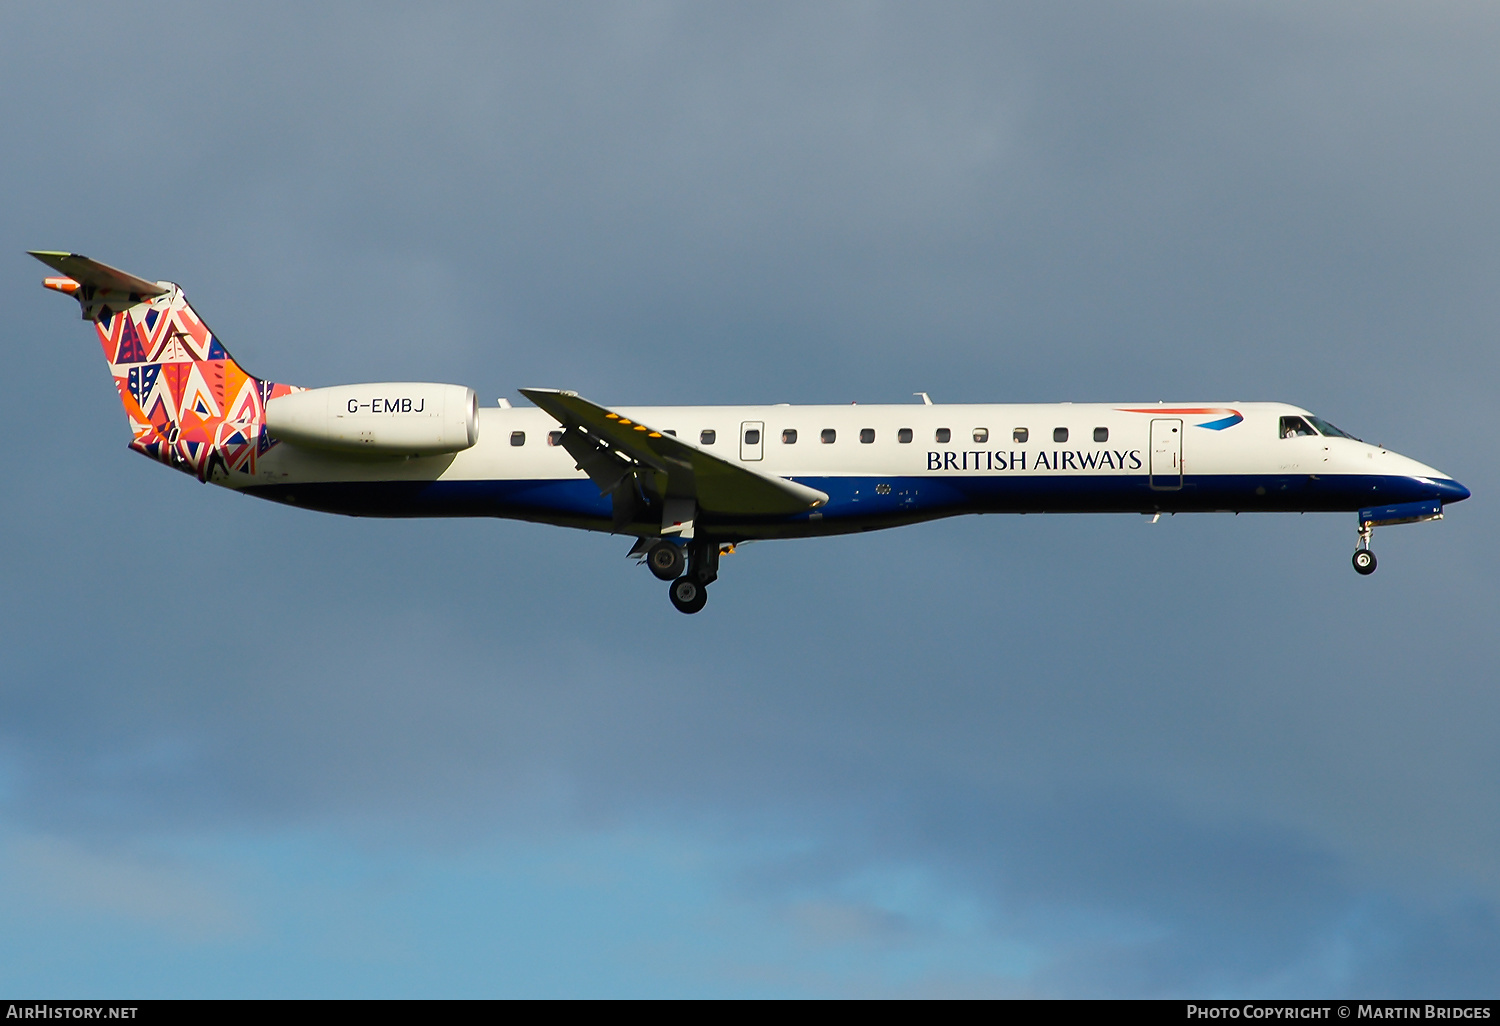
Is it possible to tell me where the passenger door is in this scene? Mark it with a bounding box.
[1150,418,1182,490]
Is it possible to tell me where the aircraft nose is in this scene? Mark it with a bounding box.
[1433,478,1471,503]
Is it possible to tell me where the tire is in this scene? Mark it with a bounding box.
[669,576,708,614]
[647,541,685,581]
[1352,549,1377,575]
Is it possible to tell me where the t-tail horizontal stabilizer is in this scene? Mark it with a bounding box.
[28,251,169,321]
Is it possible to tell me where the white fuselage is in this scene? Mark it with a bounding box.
[239,400,1463,539]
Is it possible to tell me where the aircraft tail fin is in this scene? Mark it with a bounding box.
[30,251,296,481]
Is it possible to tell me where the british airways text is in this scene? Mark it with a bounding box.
[926,449,1145,471]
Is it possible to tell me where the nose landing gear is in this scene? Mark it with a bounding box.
[1352,522,1377,575]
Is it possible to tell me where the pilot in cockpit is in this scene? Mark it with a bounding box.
[1281,416,1316,438]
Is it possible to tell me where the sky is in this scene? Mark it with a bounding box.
[1,1,1497,998]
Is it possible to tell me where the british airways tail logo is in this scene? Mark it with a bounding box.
[1118,407,1243,430]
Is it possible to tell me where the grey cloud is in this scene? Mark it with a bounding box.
[2,0,1498,995]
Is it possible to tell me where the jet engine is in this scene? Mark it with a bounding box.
[265,383,479,456]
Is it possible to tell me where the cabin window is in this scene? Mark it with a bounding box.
[821,428,837,444]
[860,428,875,444]
[1279,416,1316,439]
[664,429,676,436]
[935,428,951,443]
[897,428,913,444]
[547,430,563,446]
[973,428,989,443]
[1013,427,1028,443]
[744,428,761,446]
[510,431,526,447]
[1053,427,1068,443]
[782,428,798,444]
[1093,427,1109,443]
[701,429,716,445]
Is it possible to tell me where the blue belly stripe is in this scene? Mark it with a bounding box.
[242,472,1460,528]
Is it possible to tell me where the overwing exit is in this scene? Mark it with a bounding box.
[31,251,1470,613]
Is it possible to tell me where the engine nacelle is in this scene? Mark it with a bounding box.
[265,383,479,456]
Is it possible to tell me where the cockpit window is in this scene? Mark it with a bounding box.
[1279,416,1317,439]
[1307,415,1359,440]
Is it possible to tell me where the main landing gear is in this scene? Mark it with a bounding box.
[669,575,709,614]
[670,539,721,614]
[1352,521,1377,576]
[639,538,723,613]
[645,540,685,581]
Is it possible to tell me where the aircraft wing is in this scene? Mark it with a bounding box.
[520,388,828,516]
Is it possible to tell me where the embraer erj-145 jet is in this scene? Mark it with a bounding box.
[32,251,1470,614]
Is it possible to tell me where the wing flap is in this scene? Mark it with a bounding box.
[520,388,827,516]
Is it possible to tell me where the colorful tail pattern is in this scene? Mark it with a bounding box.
[31,252,297,482]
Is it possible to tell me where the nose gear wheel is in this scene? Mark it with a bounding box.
[1352,521,1377,575]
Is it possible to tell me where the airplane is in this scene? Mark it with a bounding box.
[30,251,1471,614]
